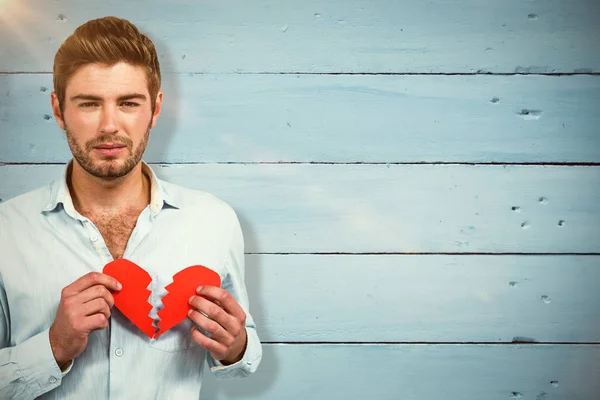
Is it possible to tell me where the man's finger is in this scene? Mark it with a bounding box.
[195,286,246,321]
[189,295,238,333]
[76,285,115,308]
[81,313,109,332]
[188,309,233,346]
[81,298,111,320]
[67,272,122,296]
[191,327,228,358]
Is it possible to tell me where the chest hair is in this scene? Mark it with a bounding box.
[87,209,142,259]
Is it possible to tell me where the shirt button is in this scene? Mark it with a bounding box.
[90,234,98,242]
[49,376,57,384]
[247,361,252,366]
[115,348,123,357]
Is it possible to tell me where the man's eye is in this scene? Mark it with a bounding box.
[79,102,98,108]
[121,102,139,107]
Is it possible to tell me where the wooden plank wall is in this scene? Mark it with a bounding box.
[1,0,599,399]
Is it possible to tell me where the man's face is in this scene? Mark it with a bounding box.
[51,62,162,179]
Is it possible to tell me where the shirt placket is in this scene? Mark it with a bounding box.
[82,220,112,264]
[82,206,155,400]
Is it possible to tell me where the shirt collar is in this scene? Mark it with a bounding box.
[42,160,179,217]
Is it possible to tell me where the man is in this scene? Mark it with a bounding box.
[0,16,261,399]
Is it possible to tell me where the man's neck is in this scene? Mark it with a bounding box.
[68,161,151,215]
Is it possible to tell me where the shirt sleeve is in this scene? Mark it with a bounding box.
[206,208,262,379]
[0,273,71,400]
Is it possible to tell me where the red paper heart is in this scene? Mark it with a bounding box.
[103,259,221,338]
[156,266,221,338]
[103,259,155,338]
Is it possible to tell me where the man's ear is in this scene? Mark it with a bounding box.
[150,90,163,130]
[50,92,66,130]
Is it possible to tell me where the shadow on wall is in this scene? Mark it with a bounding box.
[201,345,279,398]
[148,38,277,395]
[143,34,179,163]
[199,193,277,396]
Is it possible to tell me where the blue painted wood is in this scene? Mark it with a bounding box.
[1,74,599,163]
[0,0,598,73]
[1,0,599,397]
[199,344,600,399]
[1,164,598,253]
[243,255,600,342]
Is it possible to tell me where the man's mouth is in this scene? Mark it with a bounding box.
[93,143,127,156]
[95,143,127,149]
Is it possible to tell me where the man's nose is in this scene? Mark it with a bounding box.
[99,105,119,134]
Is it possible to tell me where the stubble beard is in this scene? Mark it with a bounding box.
[65,121,152,180]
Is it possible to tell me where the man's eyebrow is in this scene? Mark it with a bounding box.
[69,93,148,102]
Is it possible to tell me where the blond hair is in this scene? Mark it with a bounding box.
[53,16,161,113]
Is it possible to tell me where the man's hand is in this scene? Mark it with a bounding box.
[188,286,248,365]
[49,272,122,368]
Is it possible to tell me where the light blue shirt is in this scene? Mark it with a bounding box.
[0,161,262,399]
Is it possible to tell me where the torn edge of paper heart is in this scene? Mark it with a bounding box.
[154,266,221,339]
[146,276,171,339]
[104,260,221,339]
[148,274,190,339]
[138,290,157,339]
[103,258,156,338]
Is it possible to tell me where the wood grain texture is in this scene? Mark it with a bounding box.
[0,188,597,344]
[1,0,599,73]
[1,74,599,163]
[1,0,599,397]
[243,255,600,342]
[1,164,598,253]
[199,344,600,400]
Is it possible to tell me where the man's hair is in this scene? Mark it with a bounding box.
[53,16,161,114]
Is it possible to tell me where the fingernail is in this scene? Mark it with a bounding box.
[188,309,193,316]
[117,282,122,290]
[196,286,203,293]
[189,296,195,304]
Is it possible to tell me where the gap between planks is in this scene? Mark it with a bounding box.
[2,162,600,167]
[1,71,600,76]
[260,341,600,345]
[246,252,600,256]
